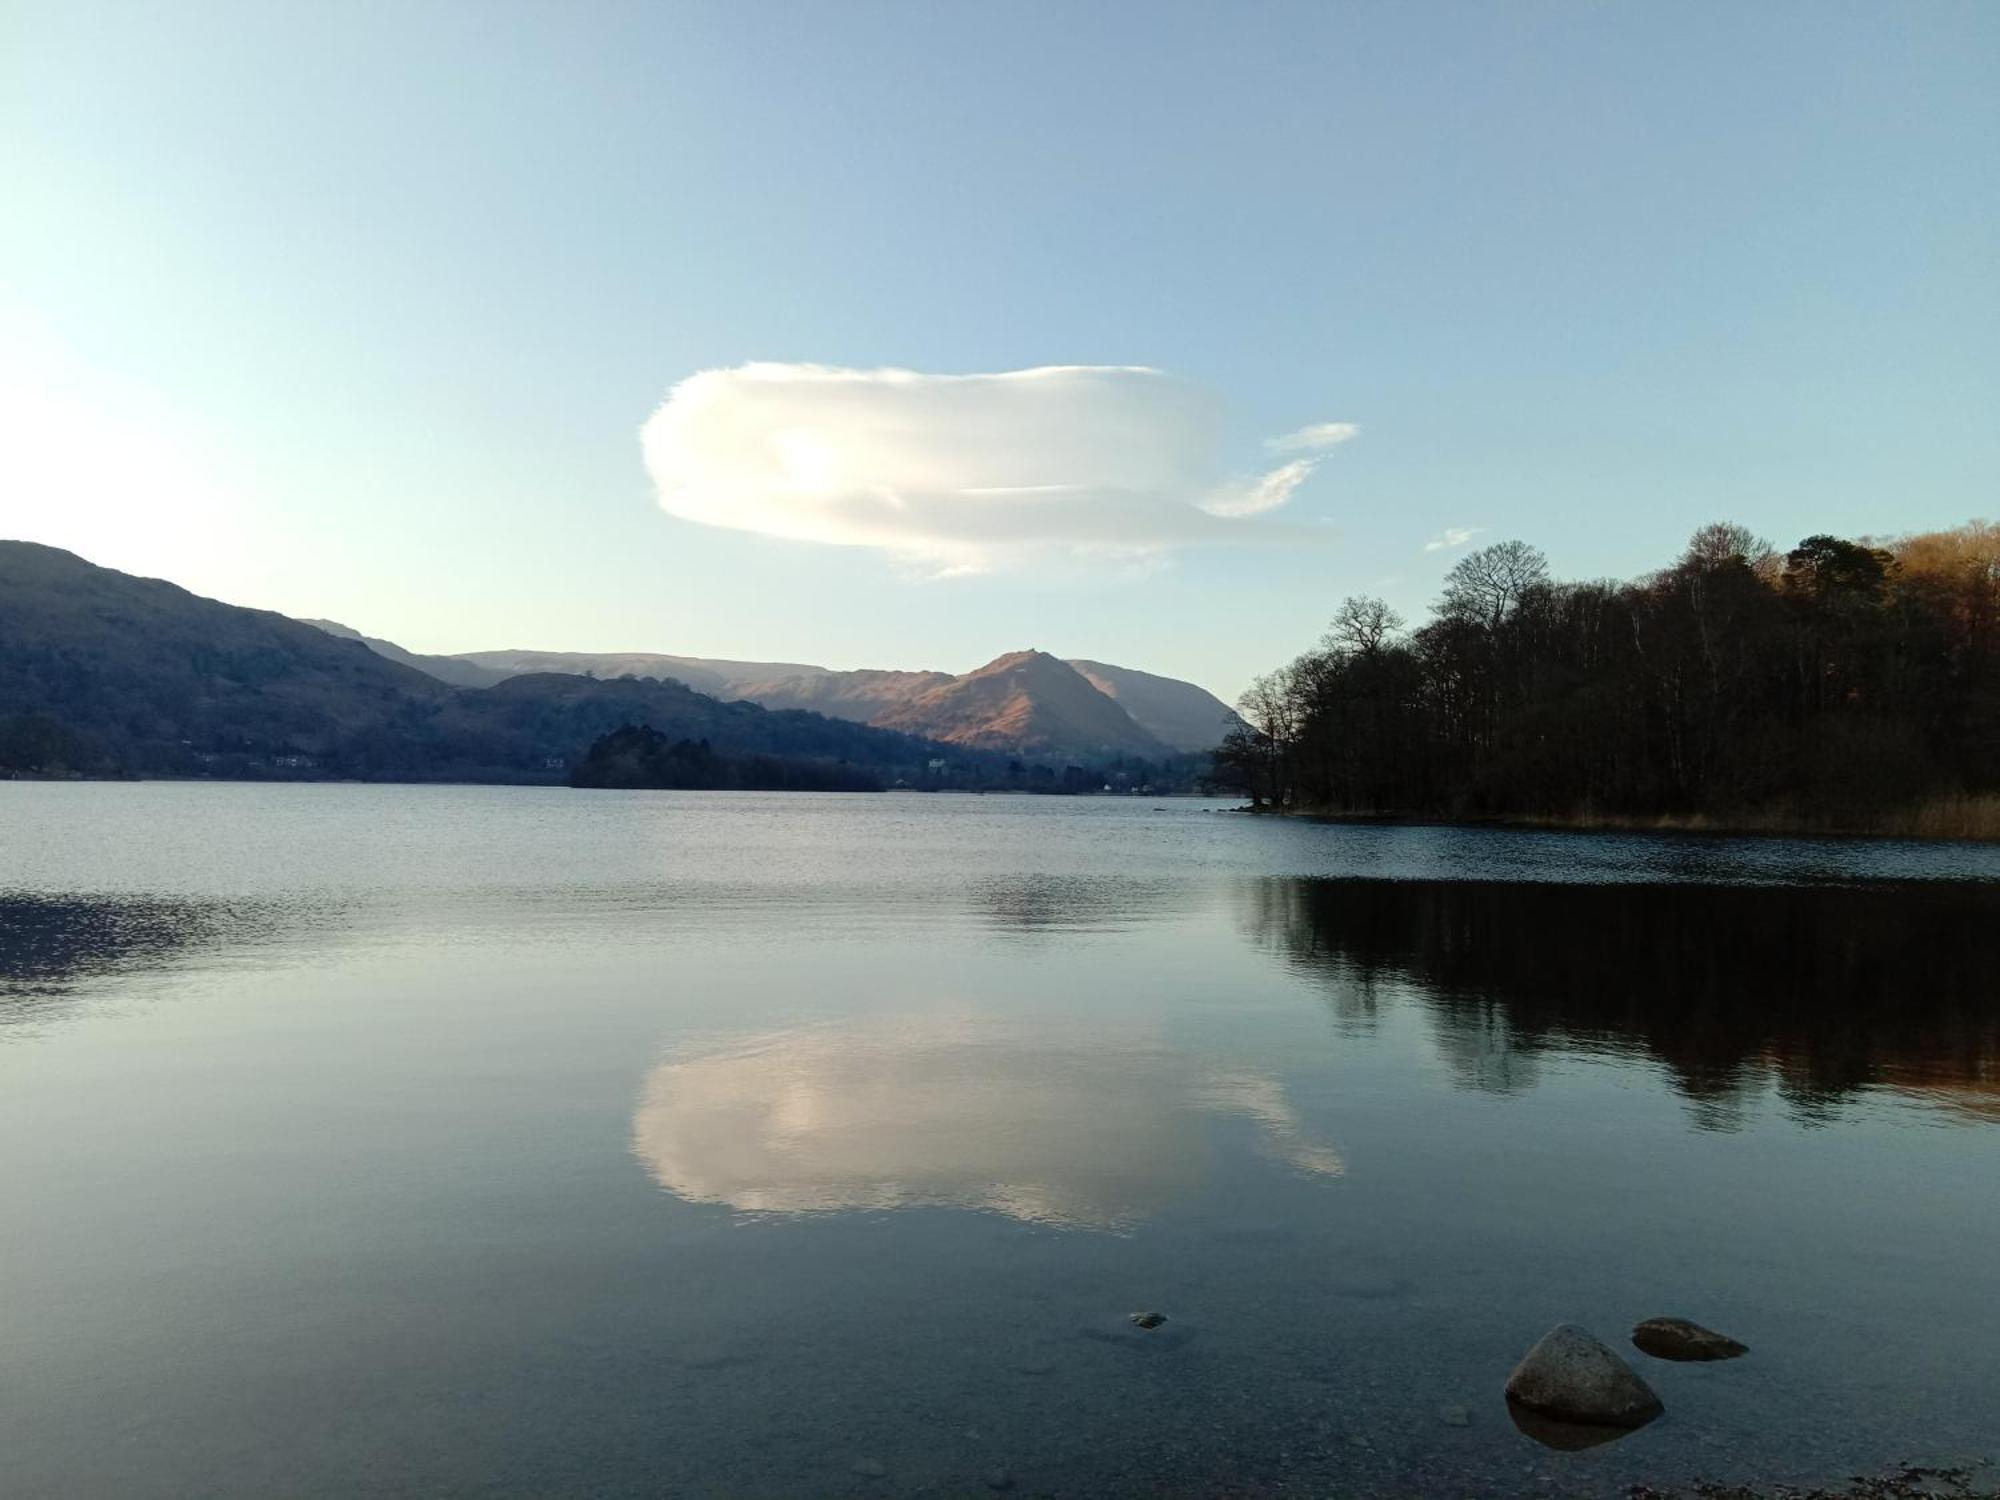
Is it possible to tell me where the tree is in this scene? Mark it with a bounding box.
[1440,541,1549,628]
[1783,535,1894,602]
[1327,596,1404,656]
[1681,521,1773,574]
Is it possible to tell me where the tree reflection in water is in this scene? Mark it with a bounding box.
[1235,877,2000,1127]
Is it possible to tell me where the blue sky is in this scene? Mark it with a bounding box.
[4,1,1995,700]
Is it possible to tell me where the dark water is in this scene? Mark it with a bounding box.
[2,784,1997,1499]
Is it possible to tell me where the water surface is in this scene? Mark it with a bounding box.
[2,784,1996,1498]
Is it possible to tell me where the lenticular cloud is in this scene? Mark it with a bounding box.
[640,362,1352,572]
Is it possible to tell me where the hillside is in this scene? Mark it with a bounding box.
[0,543,964,782]
[870,650,1170,757]
[455,649,829,700]
[1065,659,1246,752]
[718,667,954,720]
[428,671,957,775]
[0,542,453,775]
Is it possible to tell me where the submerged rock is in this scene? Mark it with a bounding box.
[1504,1324,1664,1428]
[1129,1310,1167,1329]
[1438,1403,1471,1428]
[1632,1316,1748,1362]
[850,1458,887,1479]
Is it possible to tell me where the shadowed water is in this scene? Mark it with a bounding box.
[1,783,1996,1498]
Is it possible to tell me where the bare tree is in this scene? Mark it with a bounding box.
[1682,521,1773,574]
[1439,540,1548,628]
[1327,595,1405,656]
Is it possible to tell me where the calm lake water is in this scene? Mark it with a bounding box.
[2,784,1997,1499]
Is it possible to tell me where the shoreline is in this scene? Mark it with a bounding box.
[1239,800,2000,844]
[1631,1461,1998,1500]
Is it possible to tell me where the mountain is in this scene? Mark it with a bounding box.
[0,543,965,782]
[1064,660,1246,753]
[318,637,1242,757]
[870,650,1169,757]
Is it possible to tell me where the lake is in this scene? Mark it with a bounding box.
[2,783,1997,1499]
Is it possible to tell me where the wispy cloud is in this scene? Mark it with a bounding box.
[1424,525,1484,553]
[1266,420,1359,454]
[1199,458,1317,519]
[641,363,1356,572]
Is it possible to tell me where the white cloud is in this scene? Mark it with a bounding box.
[640,362,1353,571]
[1424,525,1484,553]
[1267,420,1359,453]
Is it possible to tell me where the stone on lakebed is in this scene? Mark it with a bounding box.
[1632,1316,1748,1362]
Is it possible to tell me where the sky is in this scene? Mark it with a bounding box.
[3,1,1996,701]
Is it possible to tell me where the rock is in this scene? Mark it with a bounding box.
[1631,1316,1748,1362]
[1438,1403,1470,1428]
[984,1468,1015,1491]
[1504,1324,1664,1429]
[850,1458,887,1479]
[1129,1311,1167,1329]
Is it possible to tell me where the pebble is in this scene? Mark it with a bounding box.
[1129,1311,1167,1329]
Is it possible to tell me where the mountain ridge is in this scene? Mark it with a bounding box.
[331,639,1242,755]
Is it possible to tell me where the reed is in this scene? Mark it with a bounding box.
[1884,793,2000,841]
[1275,795,2000,842]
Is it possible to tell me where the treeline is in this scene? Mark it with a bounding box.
[0,713,122,779]
[1213,521,1999,834]
[569,725,884,792]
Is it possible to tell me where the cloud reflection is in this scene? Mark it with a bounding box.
[632,1016,1341,1228]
